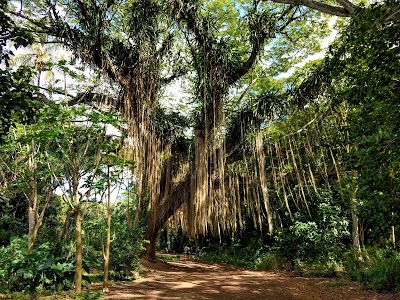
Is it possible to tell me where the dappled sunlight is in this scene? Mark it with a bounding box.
[2,1,400,298]
[101,258,394,300]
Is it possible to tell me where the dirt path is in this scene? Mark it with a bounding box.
[100,257,399,300]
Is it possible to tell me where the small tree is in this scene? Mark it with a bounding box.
[44,106,122,292]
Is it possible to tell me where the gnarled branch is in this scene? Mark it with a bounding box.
[268,0,352,17]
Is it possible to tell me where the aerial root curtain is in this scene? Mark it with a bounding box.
[168,116,343,238]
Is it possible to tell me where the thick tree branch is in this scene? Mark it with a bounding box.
[157,33,174,57]
[336,0,355,14]
[386,6,400,22]
[268,0,352,17]
[9,11,51,31]
[67,91,120,108]
[12,3,137,88]
[146,171,191,238]
[228,7,301,85]
[76,0,91,24]
[160,69,187,85]
[36,85,74,98]
[228,46,260,85]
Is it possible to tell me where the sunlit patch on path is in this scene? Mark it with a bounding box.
[98,257,399,300]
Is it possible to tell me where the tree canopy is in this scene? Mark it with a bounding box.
[1,0,400,294]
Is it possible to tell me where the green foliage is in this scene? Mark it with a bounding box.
[152,105,192,162]
[268,4,400,284]
[0,237,75,292]
[3,290,103,300]
[0,195,26,246]
[293,259,339,278]
[328,3,400,245]
[254,253,292,272]
[364,254,400,291]
[201,237,291,271]
[0,0,32,65]
[201,190,349,276]
[81,200,144,280]
[343,248,400,291]
[156,254,178,262]
[108,203,144,279]
[67,291,103,300]
[0,65,40,140]
[274,192,349,263]
[0,0,39,140]
[202,237,269,269]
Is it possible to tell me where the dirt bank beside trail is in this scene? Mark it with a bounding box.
[99,256,399,300]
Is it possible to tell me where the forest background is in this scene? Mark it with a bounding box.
[0,0,399,296]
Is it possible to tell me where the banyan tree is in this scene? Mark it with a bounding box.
[11,1,400,290]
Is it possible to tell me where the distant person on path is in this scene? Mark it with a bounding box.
[195,246,201,258]
[184,245,190,257]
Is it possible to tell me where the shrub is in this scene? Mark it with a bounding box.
[293,259,339,278]
[366,254,400,291]
[255,253,292,271]
[81,201,144,280]
[273,197,349,264]
[201,240,292,272]
[343,248,400,291]
[108,209,144,279]
[0,237,75,292]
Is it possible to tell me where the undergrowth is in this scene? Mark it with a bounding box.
[343,248,400,291]
[0,291,103,300]
[201,240,400,292]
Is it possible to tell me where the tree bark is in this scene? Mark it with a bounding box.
[391,225,396,249]
[143,172,192,259]
[74,203,83,293]
[71,144,83,293]
[269,0,353,17]
[27,139,52,253]
[350,170,361,256]
[351,199,361,253]
[27,139,37,254]
[145,231,157,261]
[27,178,37,254]
[60,208,71,240]
[102,166,112,293]
[127,180,132,228]
[166,222,171,252]
[256,132,274,235]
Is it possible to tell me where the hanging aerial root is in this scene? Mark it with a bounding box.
[255,131,273,235]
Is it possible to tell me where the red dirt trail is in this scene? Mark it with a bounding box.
[97,256,399,300]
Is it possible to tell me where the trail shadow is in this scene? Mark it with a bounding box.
[100,258,399,300]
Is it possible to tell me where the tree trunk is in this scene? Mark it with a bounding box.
[27,139,37,254]
[145,230,157,260]
[29,187,52,254]
[27,180,37,254]
[391,225,396,249]
[166,222,171,252]
[143,172,192,260]
[64,71,67,101]
[74,204,83,293]
[360,221,365,246]
[60,208,71,240]
[71,145,82,293]
[351,200,361,253]
[127,179,132,228]
[144,211,157,260]
[37,70,41,89]
[27,139,52,253]
[351,170,361,256]
[103,166,112,293]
